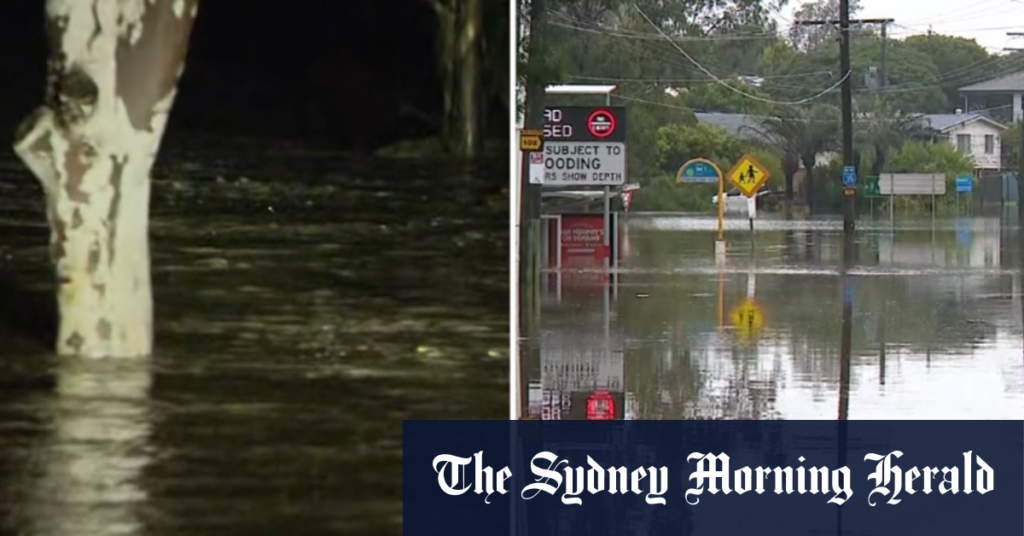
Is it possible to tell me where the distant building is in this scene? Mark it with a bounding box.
[919,112,1007,171]
[958,71,1024,121]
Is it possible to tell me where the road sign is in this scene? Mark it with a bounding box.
[543,106,627,142]
[956,176,973,193]
[842,165,857,187]
[520,128,543,151]
[620,190,633,211]
[730,297,765,339]
[865,175,881,197]
[528,152,544,184]
[587,109,617,139]
[542,142,626,185]
[677,158,722,184]
[844,187,856,197]
[727,154,771,197]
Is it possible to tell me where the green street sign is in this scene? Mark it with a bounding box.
[865,175,881,197]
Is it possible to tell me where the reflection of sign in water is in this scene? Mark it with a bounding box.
[956,218,973,246]
[730,298,765,339]
[586,391,617,420]
[727,154,771,197]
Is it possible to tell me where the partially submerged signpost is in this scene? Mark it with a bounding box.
[876,173,947,223]
[677,158,727,259]
[727,153,770,250]
[541,84,626,271]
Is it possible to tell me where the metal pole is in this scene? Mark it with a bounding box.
[839,0,855,233]
[880,22,888,90]
[603,92,611,272]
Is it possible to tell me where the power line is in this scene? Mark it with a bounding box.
[633,4,849,106]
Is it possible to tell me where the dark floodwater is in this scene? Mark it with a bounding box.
[0,140,509,535]
[521,212,1024,420]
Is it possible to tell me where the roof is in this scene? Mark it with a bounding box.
[920,113,1007,132]
[693,112,770,142]
[959,71,1024,93]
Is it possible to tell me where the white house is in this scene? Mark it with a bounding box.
[920,112,1007,171]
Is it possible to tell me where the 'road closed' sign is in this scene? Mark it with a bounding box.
[543,142,626,186]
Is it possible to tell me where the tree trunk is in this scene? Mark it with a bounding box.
[428,0,483,158]
[453,0,483,158]
[801,153,816,214]
[13,0,199,358]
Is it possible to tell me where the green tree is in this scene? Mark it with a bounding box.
[743,104,839,210]
[787,0,863,52]
[888,140,974,175]
[655,122,745,174]
[682,82,772,115]
[854,96,932,176]
[901,34,993,112]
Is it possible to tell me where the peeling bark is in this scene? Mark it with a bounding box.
[13,0,199,358]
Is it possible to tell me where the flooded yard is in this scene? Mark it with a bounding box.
[0,139,509,535]
[521,213,1024,421]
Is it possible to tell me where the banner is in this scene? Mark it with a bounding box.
[405,421,1024,536]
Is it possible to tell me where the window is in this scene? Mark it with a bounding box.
[984,134,995,154]
[956,134,971,153]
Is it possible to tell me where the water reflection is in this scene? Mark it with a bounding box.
[522,214,1024,420]
[11,359,153,535]
[1,148,508,533]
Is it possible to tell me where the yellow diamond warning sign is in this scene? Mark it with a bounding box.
[727,153,771,198]
[730,297,765,340]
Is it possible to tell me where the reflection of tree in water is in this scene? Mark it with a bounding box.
[627,334,780,420]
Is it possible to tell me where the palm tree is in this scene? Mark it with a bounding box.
[854,96,931,177]
[742,104,840,213]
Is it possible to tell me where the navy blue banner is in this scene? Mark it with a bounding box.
[404,421,1024,536]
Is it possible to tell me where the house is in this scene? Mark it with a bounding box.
[958,71,1024,121]
[919,112,1007,171]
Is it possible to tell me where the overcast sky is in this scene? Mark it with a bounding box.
[780,0,1024,53]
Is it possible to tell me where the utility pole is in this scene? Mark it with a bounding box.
[519,0,547,343]
[1008,32,1024,222]
[793,14,893,234]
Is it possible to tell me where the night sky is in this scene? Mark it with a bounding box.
[0,1,495,151]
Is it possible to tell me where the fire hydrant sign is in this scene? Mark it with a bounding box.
[542,142,626,185]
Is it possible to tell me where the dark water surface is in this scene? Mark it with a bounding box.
[0,140,509,535]
[522,213,1024,420]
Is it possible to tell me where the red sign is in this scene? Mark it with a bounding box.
[587,109,617,138]
[586,391,616,420]
[620,190,633,212]
[560,215,607,266]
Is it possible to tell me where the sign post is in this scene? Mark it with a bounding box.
[955,176,973,215]
[726,153,770,248]
[678,158,727,259]
[542,104,628,272]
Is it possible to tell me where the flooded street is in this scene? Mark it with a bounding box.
[522,212,1024,421]
[0,140,508,535]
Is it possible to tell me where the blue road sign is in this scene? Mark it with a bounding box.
[677,158,721,184]
[956,176,973,193]
[842,165,857,187]
[843,277,855,308]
